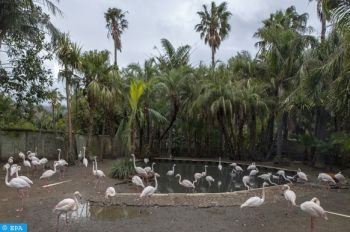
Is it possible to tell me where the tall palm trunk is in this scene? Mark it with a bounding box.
[114,46,117,66]
[211,46,215,67]
[276,112,288,158]
[65,75,73,161]
[249,106,257,158]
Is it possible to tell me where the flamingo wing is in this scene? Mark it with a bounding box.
[241,196,263,208]
[54,198,76,212]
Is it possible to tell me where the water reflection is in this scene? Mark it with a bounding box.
[72,203,149,221]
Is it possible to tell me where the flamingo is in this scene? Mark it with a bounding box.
[78,150,83,165]
[247,162,256,171]
[40,162,59,191]
[205,176,214,187]
[131,154,147,177]
[82,147,88,177]
[194,172,202,185]
[93,159,105,193]
[4,164,30,211]
[218,157,222,171]
[240,182,268,208]
[242,175,251,190]
[144,158,149,164]
[300,197,328,232]
[175,174,195,192]
[166,164,176,176]
[10,163,18,177]
[105,187,116,202]
[144,162,156,174]
[249,168,259,176]
[230,163,243,173]
[132,175,145,190]
[140,173,160,198]
[334,171,346,185]
[282,184,296,207]
[39,157,48,170]
[318,173,336,189]
[53,191,82,231]
[15,166,33,197]
[19,152,31,176]
[258,173,277,185]
[277,170,292,183]
[201,165,208,177]
[56,149,68,179]
[294,168,308,182]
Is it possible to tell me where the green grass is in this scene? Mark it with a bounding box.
[110,157,135,180]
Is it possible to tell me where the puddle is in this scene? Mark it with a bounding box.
[70,202,149,221]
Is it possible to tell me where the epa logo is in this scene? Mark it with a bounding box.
[1,225,7,231]
[0,224,27,232]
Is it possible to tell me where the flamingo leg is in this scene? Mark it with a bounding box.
[310,217,314,232]
[56,213,60,232]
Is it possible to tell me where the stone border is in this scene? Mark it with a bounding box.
[88,185,316,207]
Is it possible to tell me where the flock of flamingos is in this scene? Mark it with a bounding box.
[2,146,348,232]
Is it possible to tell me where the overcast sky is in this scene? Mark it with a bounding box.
[50,0,320,91]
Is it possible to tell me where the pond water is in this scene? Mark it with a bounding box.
[146,160,296,193]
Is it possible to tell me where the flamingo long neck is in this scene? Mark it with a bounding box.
[15,169,19,178]
[262,184,266,201]
[172,165,175,172]
[204,166,207,174]
[53,164,57,173]
[177,175,182,184]
[5,168,10,187]
[132,155,137,169]
[95,160,98,170]
[58,150,61,160]
[282,174,292,183]
[151,163,155,171]
[154,175,158,190]
[83,148,86,158]
[74,195,79,206]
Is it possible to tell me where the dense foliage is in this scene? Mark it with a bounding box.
[2,1,350,167]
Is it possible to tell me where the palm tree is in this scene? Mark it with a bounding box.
[255,6,316,160]
[56,34,81,161]
[104,7,128,67]
[332,1,350,29]
[195,1,232,67]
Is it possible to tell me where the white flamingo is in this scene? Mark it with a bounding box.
[334,171,346,185]
[131,154,147,177]
[15,166,33,197]
[205,176,215,187]
[166,164,176,176]
[132,175,145,190]
[105,187,116,201]
[300,197,328,232]
[277,170,292,183]
[318,173,336,189]
[282,184,296,207]
[249,168,259,176]
[247,162,256,171]
[175,174,195,192]
[240,182,268,208]
[82,147,88,177]
[40,162,59,191]
[294,168,308,182]
[218,157,222,171]
[4,164,30,211]
[93,159,105,193]
[56,149,68,179]
[53,191,82,231]
[144,162,156,174]
[242,175,251,190]
[258,173,277,185]
[39,157,48,170]
[19,152,31,176]
[144,158,149,164]
[140,173,160,198]
[201,165,208,177]
[194,172,202,184]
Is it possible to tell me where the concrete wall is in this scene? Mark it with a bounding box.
[0,128,124,161]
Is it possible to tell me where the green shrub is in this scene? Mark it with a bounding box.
[110,157,135,179]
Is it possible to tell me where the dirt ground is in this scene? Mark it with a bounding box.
[1,159,350,232]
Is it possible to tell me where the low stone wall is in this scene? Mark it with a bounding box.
[88,185,317,207]
[0,128,124,161]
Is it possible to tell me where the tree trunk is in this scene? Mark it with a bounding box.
[114,46,118,67]
[159,97,179,140]
[211,47,215,68]
[237,119,244,160]
[249,106,257,158]
[65,77,73,161]
[320,15,326,43]
[276,112,288,158]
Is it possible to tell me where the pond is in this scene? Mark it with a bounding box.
[146,159,296,193]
